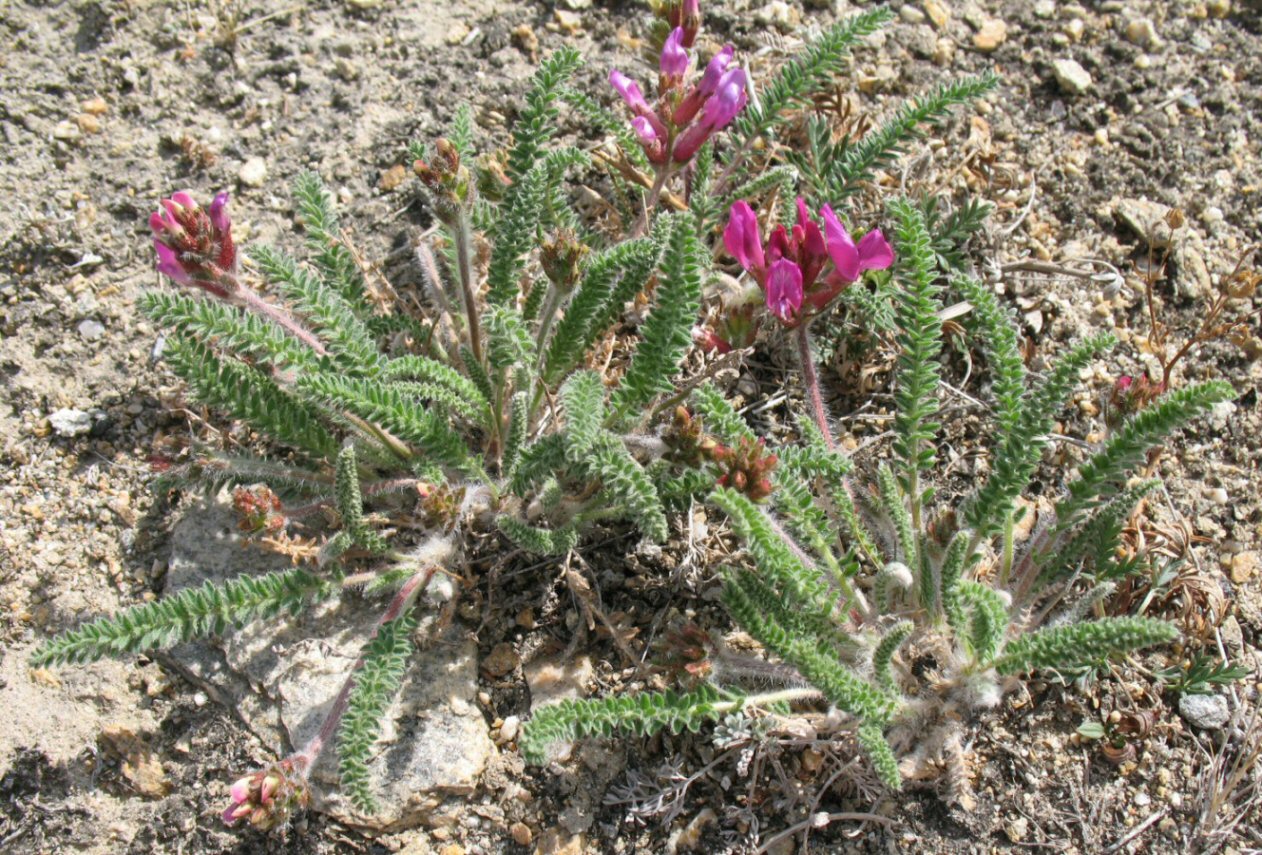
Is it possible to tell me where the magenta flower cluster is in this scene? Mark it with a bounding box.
[149,190,237,298]
[609,21,746,165]
[724,199,894,327]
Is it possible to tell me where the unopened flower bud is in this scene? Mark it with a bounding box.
[660,27,689,79]
[540,229,589,292]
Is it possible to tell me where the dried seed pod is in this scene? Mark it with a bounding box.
[1115,709,1156,739]
[1101,740,1135,765]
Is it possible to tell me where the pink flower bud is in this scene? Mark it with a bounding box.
[209,191,231,234]
[765,259,804,323]
[699,67,746,131]
[672,44,734,125]
[230,777,252,804]
[723,201,766,280]
[631,116,659,145]
[154,242,192,286]
[697,44,734,98]
[660,27,689,78]
[609,69,650,114]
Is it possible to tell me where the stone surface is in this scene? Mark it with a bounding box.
[923,0,950,28]
[973,18,1007,52]
[1230,551,1259,584]
[49,407,92,437]
[1124,18,1161,49]
[163,492,493,829]
[1114,197,1174,248]
[77,318,105,341]
[1052,58,1093,95]
[238,156,268,187]
[1179,693,1230,730]
[1174,231,1213,298]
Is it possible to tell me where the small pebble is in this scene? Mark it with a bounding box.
[553,9,582,34]
[1052,59,1093,95]
[900,5,926,24]
[52,120,81,142]
[1229,551,1258,583]
[510,822,533,846]
[923,0,950,28]
[973,18,1007,52]
[1124,18,1161,49]
[238,157,267,187]
[78,318,105,341]
[499,715,520,743]
[49,408,93,437]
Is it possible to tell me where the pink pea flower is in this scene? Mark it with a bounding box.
[672,43,734,125]
[723,198,894,324]
[631,116,666,163]
[631,116,658,145]
[150,190,237,298]
[608,14,745,167]
[821,205,894,284]
[660,27,689,79]
[764,259,804,323]
[609,70,650,114]
[723,200,767,284]
[672,67,747,161]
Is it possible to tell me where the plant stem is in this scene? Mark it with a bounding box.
[761,504,869,616]
[999,510,1015,587]
[452,209,483,366]
[632,161,672,239]
[235,282,329,357]
[712,686,824,715]
[291,568,433,776]
[534,283,563,361]
[795,322,834,449]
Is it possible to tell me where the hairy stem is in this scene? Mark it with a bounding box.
[712,686,825,715]
[452,209,483,366]
[534,283,563,361]
[632,160,672,239]
[235,282,329,357]
[796,322,833,449]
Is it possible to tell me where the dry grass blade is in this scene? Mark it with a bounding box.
[1191,700,1262,852]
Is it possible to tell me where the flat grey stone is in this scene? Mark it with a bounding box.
[1179,692,1230,731]
[49,407,93,437]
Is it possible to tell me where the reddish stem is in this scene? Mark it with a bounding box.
[234,280,330,357]
[795,322,834,449]
[291,568,433,775]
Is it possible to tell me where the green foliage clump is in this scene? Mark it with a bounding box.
[521,198,1229,796]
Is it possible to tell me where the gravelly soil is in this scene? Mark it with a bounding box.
[1,1,1259,853]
